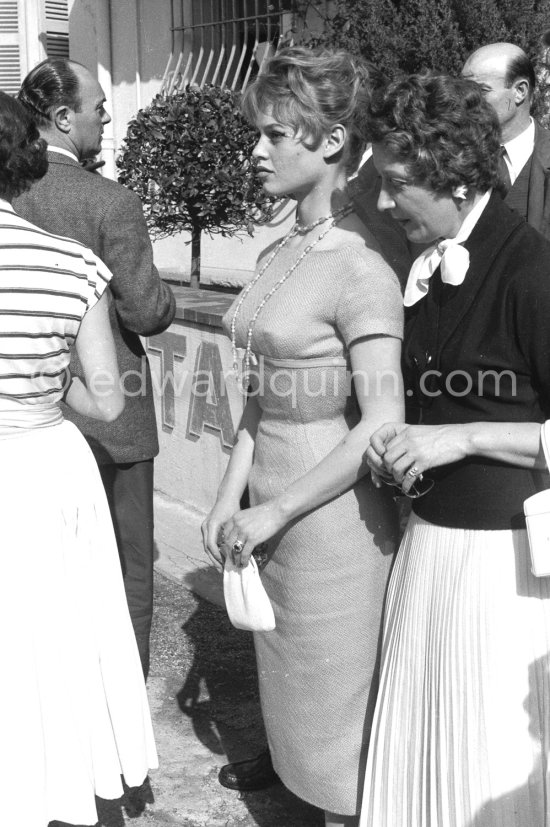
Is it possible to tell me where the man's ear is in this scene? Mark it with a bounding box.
[513,78,530,106]
[53,105,73,134]
[323,124,346,160]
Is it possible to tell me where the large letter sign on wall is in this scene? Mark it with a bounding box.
[147,332,187,432]
[186,341,235,452]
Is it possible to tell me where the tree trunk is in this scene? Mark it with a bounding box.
[190,227,201,289]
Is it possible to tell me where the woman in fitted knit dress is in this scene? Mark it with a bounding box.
[203,47,404,826]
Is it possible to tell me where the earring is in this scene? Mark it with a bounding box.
[454,185,468,200]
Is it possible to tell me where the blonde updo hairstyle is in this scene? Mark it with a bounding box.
[241,45,384,175]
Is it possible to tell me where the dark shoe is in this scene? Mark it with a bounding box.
[218,749,281,792]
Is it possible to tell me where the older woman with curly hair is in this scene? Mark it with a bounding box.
[0,91,157,827]
[361,73,550,827]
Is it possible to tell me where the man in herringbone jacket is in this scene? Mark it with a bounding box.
[15,58,176,678]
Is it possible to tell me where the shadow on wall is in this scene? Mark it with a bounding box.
[69,0,173,88]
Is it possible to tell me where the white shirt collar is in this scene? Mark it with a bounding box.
[47,145,79,163]
[0,198,14,212]
[451,187,492,240]
[348,145,373,180]
[502,119,535,184]
[360,145,373,165]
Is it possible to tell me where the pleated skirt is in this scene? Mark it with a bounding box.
[360,513,550,827]
[0,421,158,827]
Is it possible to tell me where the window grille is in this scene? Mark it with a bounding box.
[162,0,296,95]
[45,0,69,59]
[0,0,21,94]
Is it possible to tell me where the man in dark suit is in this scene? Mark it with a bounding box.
[462,42,550,240]
[15,58,176,679]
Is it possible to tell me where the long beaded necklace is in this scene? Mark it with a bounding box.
[231,203,354,391]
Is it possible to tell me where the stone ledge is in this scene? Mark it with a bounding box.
[170,285,236,329]
[159,266,251,291]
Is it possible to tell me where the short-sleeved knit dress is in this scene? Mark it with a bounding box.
[0,202,157,827]
[223,238,404,815]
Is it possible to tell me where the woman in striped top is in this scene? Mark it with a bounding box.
[0,92,157,826]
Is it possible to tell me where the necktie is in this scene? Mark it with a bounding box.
[498,146,512,195]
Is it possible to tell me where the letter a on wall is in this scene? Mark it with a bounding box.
[187,341,235,451]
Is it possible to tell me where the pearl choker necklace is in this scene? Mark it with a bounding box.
[293,210,346,234]
[231,203,354,391]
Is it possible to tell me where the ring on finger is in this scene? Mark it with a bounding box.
[407,465,420,477]
[232,539,244,554]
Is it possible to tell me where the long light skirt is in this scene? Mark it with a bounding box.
[0,422,158,827]
[360,514,550,827]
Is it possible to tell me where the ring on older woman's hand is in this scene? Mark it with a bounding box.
[232,539,244,554]
[407,465,420,477]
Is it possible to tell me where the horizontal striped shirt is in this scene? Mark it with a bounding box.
[0,199,112,413]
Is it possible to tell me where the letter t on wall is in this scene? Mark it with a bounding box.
[147,332,187,432]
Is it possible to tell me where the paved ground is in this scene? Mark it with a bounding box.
[81,571,324,827]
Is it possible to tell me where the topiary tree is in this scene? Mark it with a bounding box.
[117,84,274,288]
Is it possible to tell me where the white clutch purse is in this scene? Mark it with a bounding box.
[524,421,550,576]
[223,556,276,632]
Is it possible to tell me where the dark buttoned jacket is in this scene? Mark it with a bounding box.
[404,192,550,530]
[515,121,550,240]
[15,151,176,464]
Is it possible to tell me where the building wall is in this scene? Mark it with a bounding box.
[67,0,297,287]
[146,290,246,578]
[11,0,321,285]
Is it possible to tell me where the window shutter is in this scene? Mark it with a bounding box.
[45,0,69,58]
[0,0,21,94]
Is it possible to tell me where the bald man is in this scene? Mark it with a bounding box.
[462,42,550,239]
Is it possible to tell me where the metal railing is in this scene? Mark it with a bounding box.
[161,0,296,95]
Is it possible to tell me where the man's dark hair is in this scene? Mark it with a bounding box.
[505,53,536,100]
[0,91,48,199]
[18,58,83,128]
